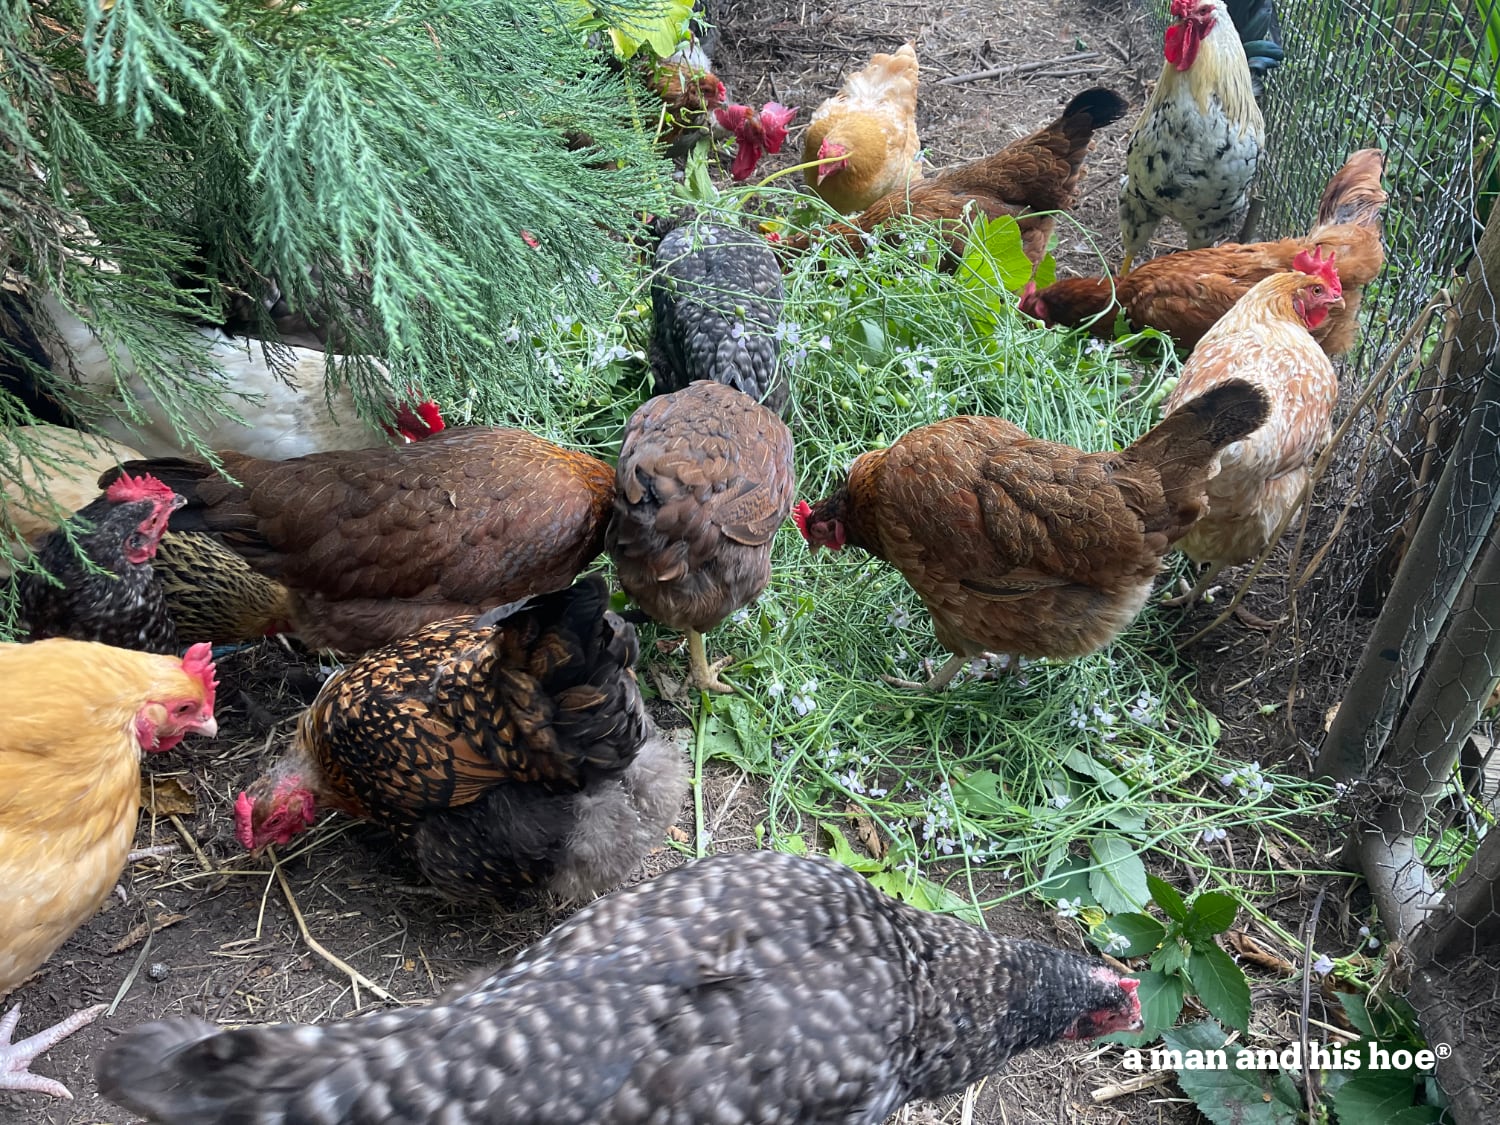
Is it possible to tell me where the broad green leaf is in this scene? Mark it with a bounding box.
[867,868,984,925]
[1189,943,1251,1032]
[1163,1020,1300,1125]
[1036,854,1095,905]
[1185,890,1239,940]
[952,770,1008,816]
[1147,874,1189,923]
[1115,968,1184,1043]
[1060,746,1131,799]
[1090,834,1150,913]
[1099,913,1166,957]
[819,822,881,873]
[1153,939,1189,977]
[606,0,693,59]
[1336,992,1377,1038]
[1334,1070,1444,1125]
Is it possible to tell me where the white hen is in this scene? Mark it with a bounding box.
[33,294,441,461]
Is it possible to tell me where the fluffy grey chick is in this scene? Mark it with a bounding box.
[97,850,1142,1125]
[651,219,788,416]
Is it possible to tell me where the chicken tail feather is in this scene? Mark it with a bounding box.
[1125,379,1270,516]
[1059,86,1129,131]
[96,1017,267,1123]
[1315,149,1388,231]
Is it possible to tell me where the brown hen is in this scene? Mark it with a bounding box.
[781,87,1128,264]
[1022,148,1386,356]
[102,427,616,653]
[234,575,686,902]
[609,380,795,693]
[794,381,1269,690]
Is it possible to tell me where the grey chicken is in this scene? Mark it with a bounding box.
[609,380,795,693]
[97,850,1142,1124]
[650,219,788,416]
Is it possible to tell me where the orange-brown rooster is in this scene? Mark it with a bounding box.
[779,88,1128,264]
[610,380,795,694]
[1120,0,1264,274]
[793,381,1269,690]
[1022,149,1387,356]
[803,43,924,214]
[1159,249,1345,615]
[233,575,686,902]
[102,427,616,653]
[0,639,217,1098]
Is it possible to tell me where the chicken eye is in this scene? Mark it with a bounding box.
[174,702,194,716]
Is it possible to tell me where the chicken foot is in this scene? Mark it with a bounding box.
[0,1002,106,1099]
[1160,560,1228,609]
[687,629,736,694]
[881,653,968,693]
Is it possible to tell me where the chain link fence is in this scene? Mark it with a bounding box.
[1134,1,1500,1118]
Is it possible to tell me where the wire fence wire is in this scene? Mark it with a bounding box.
[1135,1,1500,1119]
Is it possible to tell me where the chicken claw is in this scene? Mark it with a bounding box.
[880,653,968,693]
[687,630,736,695]
[0,1002,107,1099]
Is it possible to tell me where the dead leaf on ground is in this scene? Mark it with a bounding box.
[110,911,188,954]
[140,776,197,817]
[667,825,691,844]
[844,802,888,860]
[1224,929,1296,976]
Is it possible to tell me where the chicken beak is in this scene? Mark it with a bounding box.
[192,716,219,739]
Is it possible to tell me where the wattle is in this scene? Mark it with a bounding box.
[1164,22,1202,71]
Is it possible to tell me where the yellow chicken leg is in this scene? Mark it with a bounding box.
[687,629,735,694]
[1161,560,1228,609]
[0,1003,106,1099]
[880,653,968,693]
[1118,252,1135,278]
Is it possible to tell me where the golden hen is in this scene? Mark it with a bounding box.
[1159,250,1345,614]
[803,43,924,214]
[102,427,616,653]
[610,380,795,693]
[233,575,686,902]
[794,382,1269,690]
[1120,0,1264,273]
[780,87,1128,264]
[1023,148,1387,356]
[0,639,217,1098]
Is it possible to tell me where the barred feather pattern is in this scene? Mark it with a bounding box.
[97,850,1140,1125]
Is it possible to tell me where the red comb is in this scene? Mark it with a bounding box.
[234,791,256,851]
[758,102,798,152]
[1119,977,1140,994]
[791,500,813,541]
[1293,246,1342,295]
[714,103,753,133]
[1169,0,1194,15]
[105,471,176,505]
[181,642,218,712]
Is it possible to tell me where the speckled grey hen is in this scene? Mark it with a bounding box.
[609,380,795,693]
[650,220,788,416]
[233,574,686,902]
[96,850,1142,1125]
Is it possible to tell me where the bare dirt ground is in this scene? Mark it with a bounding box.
[0,3,1352,1123]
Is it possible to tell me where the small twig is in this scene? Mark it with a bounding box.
[267,846,397,1004]
[938,52,1102,85]
[1091,1071,1174,1103]
[1300,885,1328,1113]
[168,813,217,875]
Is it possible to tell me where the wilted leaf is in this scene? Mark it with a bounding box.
[844,803,889,860]
[1090,833,1149,913]
[140,776,196,817]
[110,912,188,954]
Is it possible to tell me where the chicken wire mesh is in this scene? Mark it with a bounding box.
[1131,1,1500,1118]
